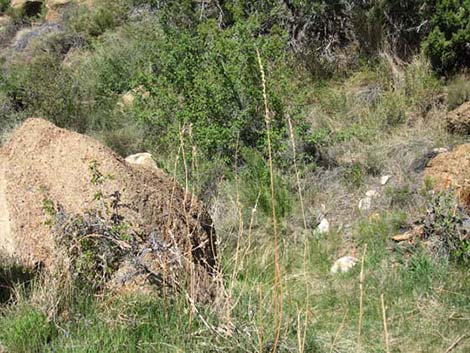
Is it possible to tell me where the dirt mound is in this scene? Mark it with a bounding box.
[447,101,470,134]
[424,144,470,208]
[0,118,217,301]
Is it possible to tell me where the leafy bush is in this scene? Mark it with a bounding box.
[128,17,292,162]
[65,0,130,38]
[343,162,364,188]
[0,0,9,13]
[423,0,470,74]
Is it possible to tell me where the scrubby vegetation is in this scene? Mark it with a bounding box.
[1,0,469,352]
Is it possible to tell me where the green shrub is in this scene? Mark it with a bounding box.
[130,17,293,162]
[342,162,364,188]
[423,0,470,74]
[2,52,94,132]
[403,55,442,112]
[0,0,9,13]
[66,0,130,38]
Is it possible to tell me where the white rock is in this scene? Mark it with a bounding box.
[358,197,372,211]
[432,147,449,154]
[316,218,330,234]
[331,256,358,274]
[366,189,379,198]
[125,152,158,169]
[380,175,391,185]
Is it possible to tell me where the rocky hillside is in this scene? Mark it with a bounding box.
[0,1,469,352]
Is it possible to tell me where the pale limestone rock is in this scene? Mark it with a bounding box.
[316,218,330,234]
[331,256,358,274]
[380,175,391,185]
[358,196,372,211]
[125,152,158,170]
[432,147,449,154]
[366,189,379,198]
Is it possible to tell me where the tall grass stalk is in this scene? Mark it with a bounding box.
[178,125,196,308]
[287,114,309,352]
[381,293,390,353]
[329,312,348,353]
[287,116,307,230]
[357,244,367,353]
[226,136,244,330]
[256,47,283,353]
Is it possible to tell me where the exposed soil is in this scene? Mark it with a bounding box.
[424,144,470,208]
[0,118,218,301]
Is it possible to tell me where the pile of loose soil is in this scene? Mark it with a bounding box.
[447,101,470,135]
[424,144,470,209]
[0,118,217,301]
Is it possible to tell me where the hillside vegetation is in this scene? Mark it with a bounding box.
[0,1,470,352]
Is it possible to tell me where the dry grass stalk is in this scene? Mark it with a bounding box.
[287,115,307,229]
[256,47,283,353]
[226,136,244,328]
[444,334,468,353]
[287,114,309,352]
[381,293,390,353]
[329,311,348,353]
[296,306,304,353]
[257,284,264,353]
[178,126,196,312]
[357,244,367,353]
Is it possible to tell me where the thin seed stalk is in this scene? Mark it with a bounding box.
[256,47,283,353]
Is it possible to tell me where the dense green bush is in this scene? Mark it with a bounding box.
[126,17,294,162]
[0,0,9,13]
[423,0,470,74]
[65,0,130,38]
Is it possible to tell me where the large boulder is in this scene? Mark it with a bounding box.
[447,101,470,134]
[0,118,218,301]
[424,144,470,208]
